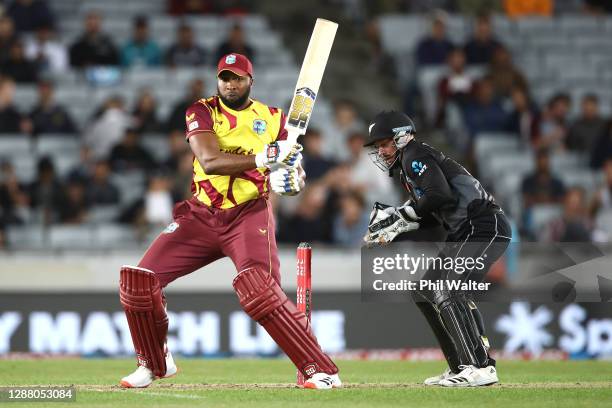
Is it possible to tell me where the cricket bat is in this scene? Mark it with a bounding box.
[285,18,338,144]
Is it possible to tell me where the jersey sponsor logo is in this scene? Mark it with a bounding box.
[188,121,199,131]
[253,119,267,135]
[225,54,237,64]
[162,222,179,234]
[186,112,195,122]
[411,160,427,176]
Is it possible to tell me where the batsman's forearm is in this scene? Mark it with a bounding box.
[197,153,257,175]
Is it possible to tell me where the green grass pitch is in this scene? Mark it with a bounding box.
[1,359,612,407]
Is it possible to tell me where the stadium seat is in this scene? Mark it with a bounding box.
[48,225,95,250]
[92,224,140,249]
[141,135,170,162]
[35,135,81,156]
[0,135,33,157]
[474,133,521,162]
[86,205,121,224]
[6,225,46,250]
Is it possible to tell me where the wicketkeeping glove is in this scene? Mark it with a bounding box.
[255,141,303,170]
[363,201,420,246]
[270,167,305,196]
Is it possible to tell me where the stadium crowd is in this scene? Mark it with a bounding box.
[0,0,611,250]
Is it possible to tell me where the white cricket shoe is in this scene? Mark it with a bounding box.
[120,351,178,388]
[303,373,342,389]
[439,365,498,387]
[424,367,453,385]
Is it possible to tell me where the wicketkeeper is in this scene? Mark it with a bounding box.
[363,111,511,387]
[118,53,341,389]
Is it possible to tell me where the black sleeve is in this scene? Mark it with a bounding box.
[407,155,456,216]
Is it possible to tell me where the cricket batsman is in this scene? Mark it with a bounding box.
[119,53,341,389]
[363,111,511,386]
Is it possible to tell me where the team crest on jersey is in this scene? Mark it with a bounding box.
[253,119,267,135]
[411,160,427,176]
[162,222,179,234]
[225,54,237,64]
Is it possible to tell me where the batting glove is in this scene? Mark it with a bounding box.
[255,141,303,170]
[270,167,305,196]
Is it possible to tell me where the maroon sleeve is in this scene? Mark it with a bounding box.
[185,101,214,139]
[276,111,288,141]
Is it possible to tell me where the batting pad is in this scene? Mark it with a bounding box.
[233,267,338,377]
[119,265,168,378]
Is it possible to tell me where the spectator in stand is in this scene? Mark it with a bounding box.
[56,179,89,224]
[28,156,63,225]
[84,96,132,158]
[541,187,592,242]
[333,190,369,247]
[144,172,174,226]
[521,148,566,209]
[323,99,365,160]
[121,16,162,68]
[165,78,205,131]
[364,20,396,78]
[7,0,54,33]
[300,128,337,182]
[415,10,454,66]
[26,80,77,135]
[165,23,206,67]
[436,47,474,127]
[346,131,398,206]
[0,76,27,134]
[590,158,612,217]
[167,0,215,15]
[215,24,255,63]
[534,92,571,152]
[170,150,194,202]
[0,160,30,225]
[487,45,528,100]
[24,25,68,74]
[1,40,39,83]
[69,11,119,68]
[590,121,612,169]
[67,146,94,183]
[132,88,162,133]
[0,17,18,65]
[463,13,502,65]
[462,76,507,138]
[277,183,333,244]
[85,160,120,205]
[109,128,156,172]
[162,129,190,172]
[567,94,607,154]
[505,85,538,143]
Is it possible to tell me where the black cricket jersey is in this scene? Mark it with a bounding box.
[393,139,500,234]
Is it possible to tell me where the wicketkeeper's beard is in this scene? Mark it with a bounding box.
[218,86,251,110]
